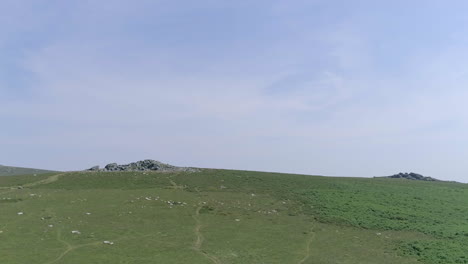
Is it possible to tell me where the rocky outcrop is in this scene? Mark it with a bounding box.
[86,160,199,172]
[381,172,440,181]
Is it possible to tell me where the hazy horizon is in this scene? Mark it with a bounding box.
[2,161,464,184]
[2,1,468,182]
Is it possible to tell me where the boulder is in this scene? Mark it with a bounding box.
[104,163,119,171]
[88,166,100,171]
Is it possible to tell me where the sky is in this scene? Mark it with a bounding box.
[2,1,468,182]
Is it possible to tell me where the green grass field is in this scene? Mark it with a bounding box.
[0,169,467,263]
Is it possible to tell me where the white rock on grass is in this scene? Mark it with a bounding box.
[17,212,24,215]
[71,230,81,234]
[103,240,114,245]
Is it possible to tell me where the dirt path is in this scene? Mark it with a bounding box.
[0,173,64,196]
[297,225,316,264]
[44,229,152,264]
[23,173,65,188]
[169,179,185,190]
[45,229,101,264]
[193,206,204,248]
[192,206,222,264]
[46,229,73,264]
[46,240,102,264]
[0,173,65,195]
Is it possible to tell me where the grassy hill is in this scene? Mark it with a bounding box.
[0,169,467,263]
[0,165,58,176]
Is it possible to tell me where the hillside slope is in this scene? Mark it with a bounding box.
[0,169,466,263]
[0,165,58,176]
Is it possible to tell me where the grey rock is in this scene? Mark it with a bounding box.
[88,166,100,171]
[379,172,440,181]
[87,160,199,173]
[105,163,119,171]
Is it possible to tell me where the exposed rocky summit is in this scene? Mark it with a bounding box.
[87,160,199,172]
[380,172,440,181]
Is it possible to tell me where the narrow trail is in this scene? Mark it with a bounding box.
[46,229,73,264]
[44,230,150,264]
[0,173,65,196]
[45,229,101,264]
[0,173,65,197]
[297,225,316,264]
[169,179,185,190]
[192,206,222,264]
[23,173,65,188]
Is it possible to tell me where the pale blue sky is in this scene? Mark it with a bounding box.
[2,1,468,182]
